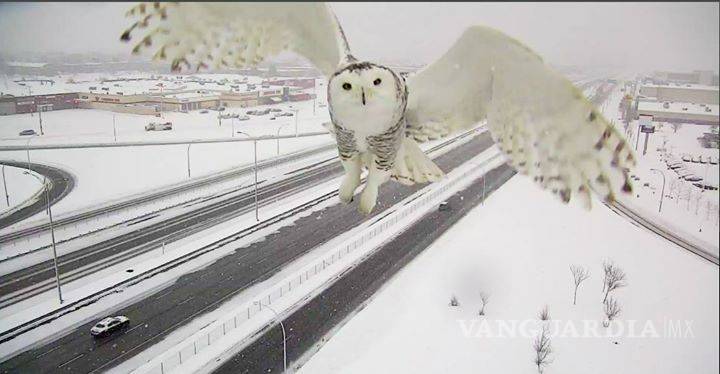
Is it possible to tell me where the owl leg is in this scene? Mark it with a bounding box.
[359,155,391,215]
[339,154,362,203]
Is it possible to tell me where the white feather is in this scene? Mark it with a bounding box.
[405,26,636,206]
[121,2,347,77]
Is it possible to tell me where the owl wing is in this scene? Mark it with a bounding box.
[405,26,635,208]
[120,2,349,76]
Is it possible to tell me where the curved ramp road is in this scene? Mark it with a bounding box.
[0,161,74,230]
[0,132,499,374]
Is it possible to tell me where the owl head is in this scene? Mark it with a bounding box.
[328,61,406,116]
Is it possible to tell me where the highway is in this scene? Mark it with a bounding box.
[0,130,500,373]
[0,143,335,243]
[0,131,475,308]
[215,163,516,374]
[0,161,74,230]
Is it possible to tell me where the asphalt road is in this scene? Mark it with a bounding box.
[215,163,516,374]
[0,131,498,373]
[0,161,75,230]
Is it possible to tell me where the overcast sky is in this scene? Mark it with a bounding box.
[0,2,717,73]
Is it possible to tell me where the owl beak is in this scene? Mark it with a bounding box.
[361,88,366,106]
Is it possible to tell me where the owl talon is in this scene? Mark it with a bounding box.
[358,186,378,215]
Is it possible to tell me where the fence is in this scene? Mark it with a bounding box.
[141,149,504,374]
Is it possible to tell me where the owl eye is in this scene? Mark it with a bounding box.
[342,82,352,90]
[373,78,382,86]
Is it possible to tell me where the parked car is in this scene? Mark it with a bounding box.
[18,129,37,136]
[269,116,276,120]
[145,121,173,131]
[278,112,293,117]
[200,109,209,114]
[238,115,251,121]
[90,316,129,337]
[684,175,703,182]
[270,108,282,112]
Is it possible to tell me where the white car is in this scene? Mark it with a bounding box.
[145,122,173,131]
[91,316,129,337]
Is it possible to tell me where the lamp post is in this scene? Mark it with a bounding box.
[24,171,62,304]
[112,114,118,142]
[291,108,299,136]
[1,165,9,206]
[255,301,287,373]
[235,131,259,221]
[186,143,192,178]
[276,123,289,155]
[26,136,33,171]
[650,168,666,213]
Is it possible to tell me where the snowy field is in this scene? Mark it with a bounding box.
[299,176,719,374]
[0,165,43,216]
[0,85,333,224]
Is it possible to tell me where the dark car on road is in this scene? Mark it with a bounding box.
[90,316,129,337]
[18,129,37,136]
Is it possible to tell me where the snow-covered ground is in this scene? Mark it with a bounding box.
[0,165,43,216]
[600,85,719,251]
[299,176,719,374]
[0,90,332,225]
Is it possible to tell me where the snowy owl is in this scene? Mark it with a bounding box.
[120,2,635,214]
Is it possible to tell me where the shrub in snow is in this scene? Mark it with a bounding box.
[538,305,550,321]
[570,265,590,305]
[533,324,553,374]
[478,292,490,316]
[449,294,459,307]
[602,261,627,303]
[603,297,622,328]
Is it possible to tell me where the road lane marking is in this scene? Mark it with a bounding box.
[58,353,84,368]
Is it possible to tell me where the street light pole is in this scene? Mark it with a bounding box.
[256,301,287,373]
[113,114,117,142]
[254,140,259,221]
[1,165,9,206]
[650,168,666,213]
[38,106,44,135]
[276,124,288,155]
[24,171,62,304]
[26,137,33,171]
[186,143,192,178]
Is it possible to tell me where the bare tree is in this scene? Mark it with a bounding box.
[533,324,553,373]
[449,294,459,307]
[602,261,627,303]
[603,297,622,327]
[570,265,591,305]
[478,292,490,316]
[671,123,682,133]
[538,305,550,321]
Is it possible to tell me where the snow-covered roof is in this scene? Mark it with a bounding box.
[638,101,719,117]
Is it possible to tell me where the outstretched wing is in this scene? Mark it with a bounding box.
[120,2,350,76]
[405,26,635,208]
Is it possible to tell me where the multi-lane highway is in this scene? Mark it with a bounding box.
[0,143,335,242]
[0,131,476,308]
[0,161,74,229]
[215,162,516,374]
[0,130,501,373]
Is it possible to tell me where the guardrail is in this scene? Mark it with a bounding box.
[138,146,504,374]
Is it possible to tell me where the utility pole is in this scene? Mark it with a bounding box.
[38,105,44,135]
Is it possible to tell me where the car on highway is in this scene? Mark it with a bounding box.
[90,316,129,337]
[439,201,450,211]
[18,129,37,136]
[278,112,293,117]
[145,121,173,131]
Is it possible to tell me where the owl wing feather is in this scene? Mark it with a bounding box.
[120,2,349,76]
[405,26,635,208]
